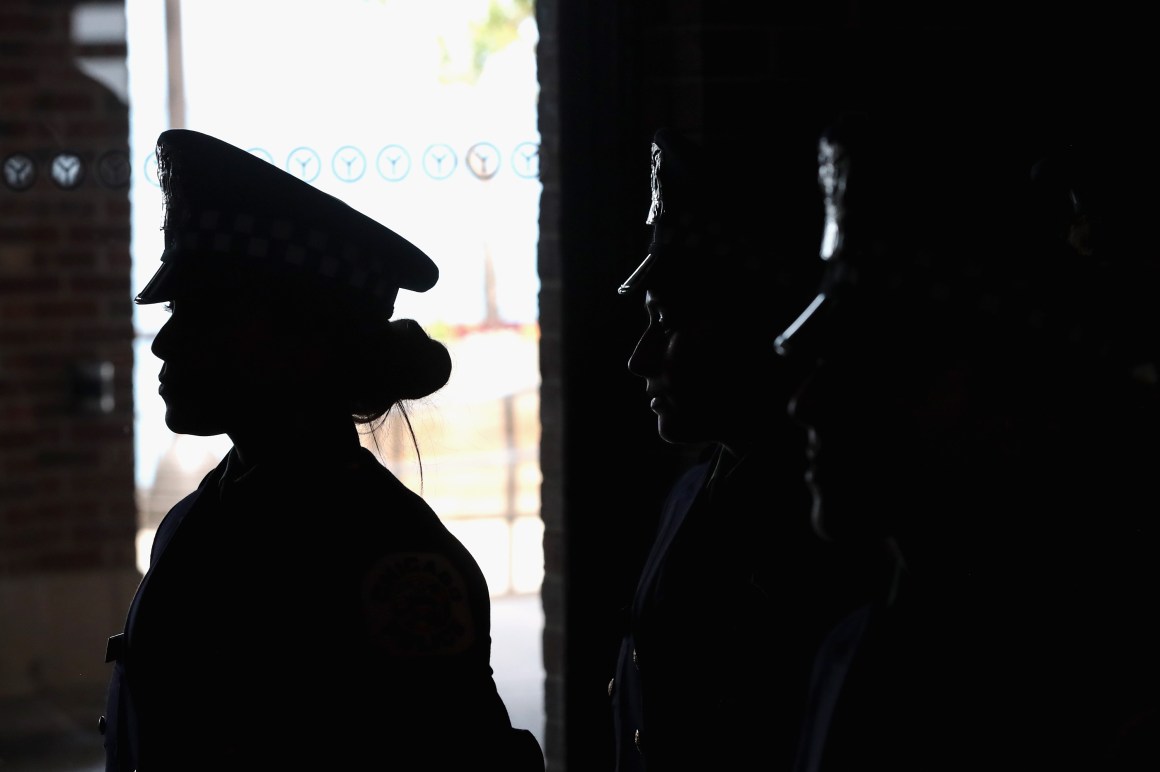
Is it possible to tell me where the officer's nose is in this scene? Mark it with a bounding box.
[787,363,825,428]
[150,313,179,360]
[627,327,655,379]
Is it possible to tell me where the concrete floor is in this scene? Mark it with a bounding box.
[0,593,545,772]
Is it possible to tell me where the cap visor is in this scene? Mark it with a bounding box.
[134,259,182,305]
[617,252,658,295]
[774,292,830,357]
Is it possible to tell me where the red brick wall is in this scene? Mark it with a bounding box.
[0,0,137,703]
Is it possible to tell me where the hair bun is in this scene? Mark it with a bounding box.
[385,318,452,400]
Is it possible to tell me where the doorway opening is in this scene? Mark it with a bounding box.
[126,0,544,745]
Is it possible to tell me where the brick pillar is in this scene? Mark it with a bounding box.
[0,0,138,725]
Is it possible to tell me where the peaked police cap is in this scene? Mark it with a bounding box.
[617,128,712,295]
[135,129,438,317]
[616,123,825,313]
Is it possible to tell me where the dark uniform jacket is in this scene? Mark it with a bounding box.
[609,442,889,772]
[793,565,1090,772]
[101,433,543,772]
[794,527,1160,772]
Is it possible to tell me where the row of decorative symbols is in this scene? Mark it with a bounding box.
[2,141,541,192]
[3,150,129,191]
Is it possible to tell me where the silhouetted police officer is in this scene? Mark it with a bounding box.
[100,129,544,772]
[609,124,893,772]
[777,103,1160,772]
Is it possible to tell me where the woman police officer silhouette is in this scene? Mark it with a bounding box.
[100,128,544,772]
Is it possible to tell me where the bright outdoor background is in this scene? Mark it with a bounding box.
[123,0,544,745]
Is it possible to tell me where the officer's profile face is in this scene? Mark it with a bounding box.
[778,130,977,540]
[150,292,255,436]
[150,286,326,437]
[627,283,777,450]
[788,332,977,541]
[781,176,997,540]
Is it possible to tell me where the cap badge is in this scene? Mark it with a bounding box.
[646,142,663,225]
[818,136,851,261]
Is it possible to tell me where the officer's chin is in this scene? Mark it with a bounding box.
[163,408,227,438]
[655,414,675,444]
[656,416,702,446]
[810,488,863,542]
[810,499,837,542]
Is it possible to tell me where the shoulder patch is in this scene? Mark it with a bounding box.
[361,552,475,656]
